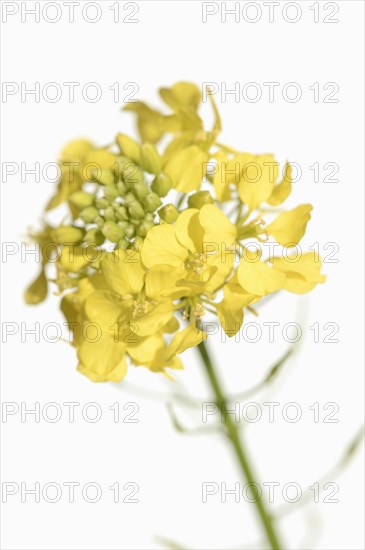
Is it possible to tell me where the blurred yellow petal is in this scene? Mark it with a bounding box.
[59,139,93,163]
[272,252,326,294]
[128,333,165,366]
[166,325,207,359]
[223,280,259,310]
[266,204,313,247]
[77,331,127,381]
[132,301,174,338]
[164,145,208,192]
[238,154,279,210]
[84,149,116,171]
[159,82,201,111]
[124,102,178,143]
[60,246,93,273]
[213,151,232,202]
[267,163,292,206]
[217,306,243,337]
[24,268,48,305]
[237,256,286,296]
[85,290,131,330]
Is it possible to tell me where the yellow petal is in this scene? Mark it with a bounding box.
[102,249,145,296]
[60,246,94,273]
[237,255,286,296]
[272,252,326,294]
[141,224,187,268]
[199,204,237,247]
[175,209,203,252]
[267,163,292,206]
[24,268,48,305]
[131,301,174,338]
[223,280,259,310]
[159,82,201,111]
[84,290,131,331]
[127,333,165,366]
[84,149,116,171]
[77,331,127,381]
[213,151,233,202]
[164,145,208,192]
[145,265,187,299]
[166,325,207,359]
[124,102,174,143]
[163,316,180,333]
[266,204,313,247]
[59,139,93,163]
[217,306,243,337]
[238,154,279,210]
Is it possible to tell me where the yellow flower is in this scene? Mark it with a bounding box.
[141,205,237,297]
[84,248,174,341]
[237,248,325,296]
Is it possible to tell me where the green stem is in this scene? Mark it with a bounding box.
[197,341,283,550]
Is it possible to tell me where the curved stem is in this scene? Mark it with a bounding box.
[197,341,283,550]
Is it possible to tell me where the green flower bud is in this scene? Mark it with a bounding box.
[158,203,179,224]
[115,238,129,250]
[95,168,115,186]
[123,163,144,188]
[136,220,154,238]
[117,221,130,231]
[133,183,149,201]
[151,172,173,197]
[104,185,119,203]
[188,190,214,209]
[95,197,109,209]
[114,156,131,180]
[94,215,105,228]
[104,206,116,221]
[84,227,105,246]
[128,200,145,219]
[69,191,94,209]
[101,221,125,243]
[140,142,162,174]
[116,181,127,195]
[52,225,85,244]
[143,192,162,213]
[80,206,99,224]
[124,225,135,239]
[115,205,129,221]
[124,192,136,206]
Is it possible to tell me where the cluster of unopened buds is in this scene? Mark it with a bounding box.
[25,82,325,382]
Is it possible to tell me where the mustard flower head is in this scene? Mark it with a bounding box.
[25,81,325,382]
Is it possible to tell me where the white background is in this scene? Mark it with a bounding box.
[1,1,364,549]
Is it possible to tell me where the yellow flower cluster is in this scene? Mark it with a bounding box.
[25,82,325,382]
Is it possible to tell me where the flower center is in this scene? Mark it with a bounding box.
[184,252,204,274]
